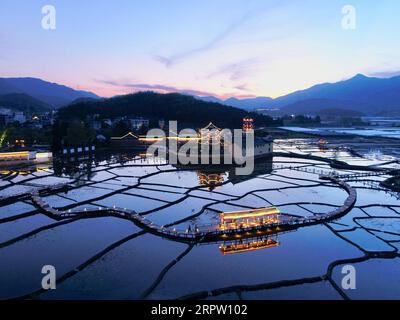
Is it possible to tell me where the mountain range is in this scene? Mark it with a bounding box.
[199,96,274,110]
[1,74,400,116]
[0,77,99,109]
[197,74,400,116]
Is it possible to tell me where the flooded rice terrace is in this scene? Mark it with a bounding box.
[1,139,400,300]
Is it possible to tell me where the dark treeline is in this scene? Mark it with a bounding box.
[57,91,281,128]
[0,93,51,114]
[52,119,95,151]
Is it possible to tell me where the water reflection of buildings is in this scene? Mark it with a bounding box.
[227,160,273,185]
[53,145,274,187]
[0,165,51,177]
[53,150,149,177]
[219,236,279,255]
[185,158,274,190]
[197,171,226,190]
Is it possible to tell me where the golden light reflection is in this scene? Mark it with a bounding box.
[0,151,30,160]
[197,171,225,190]
[219,238,279,255]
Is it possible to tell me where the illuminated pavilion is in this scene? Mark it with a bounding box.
[220,207,280,230]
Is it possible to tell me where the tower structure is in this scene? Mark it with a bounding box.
[243,117,254,132]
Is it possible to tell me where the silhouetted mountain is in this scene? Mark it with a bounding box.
[0,77,99,108]
[198,96,224,104]
[0,93,51,113]
[3,74,400,117]
[197,95,274,111]
[0,79,20,95]
[68,97,103,105]
[224,97,274,110]
[58,91,279,128]
[279,98,366,116]
[274,74,400,115]
[198,74,400,116]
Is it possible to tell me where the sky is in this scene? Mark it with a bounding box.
[0,0,400,99]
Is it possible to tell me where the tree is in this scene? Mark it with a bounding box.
[65,120,95,146]
[112,120,131,137]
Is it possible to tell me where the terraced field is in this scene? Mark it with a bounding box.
[1,140,399,300]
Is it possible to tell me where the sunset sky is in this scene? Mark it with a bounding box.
[1,0,400,99]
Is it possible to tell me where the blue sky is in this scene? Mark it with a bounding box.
[1,0,399,98]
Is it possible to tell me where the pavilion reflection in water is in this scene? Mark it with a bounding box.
[194,158,274,190]
[52,150,155,177]
[197,171,226,190]
[215,201,281,255]
[219,236,279,255]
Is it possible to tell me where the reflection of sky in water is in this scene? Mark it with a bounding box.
[281,127,400,139]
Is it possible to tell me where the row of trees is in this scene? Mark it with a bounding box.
[0,125,53,148]
[282,115,321,124]
[52,120,96,151]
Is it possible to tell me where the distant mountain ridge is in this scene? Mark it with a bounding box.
[0,77,99,108]
[198,96,274,110]
[2,74,400,116]
[197,74,400,116]
[273,74,400,116]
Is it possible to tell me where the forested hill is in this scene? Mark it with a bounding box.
[0,93,51,113]
[58,91,279,128]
